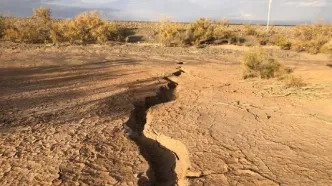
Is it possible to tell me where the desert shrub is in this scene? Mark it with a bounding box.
[187,18,214,46]
[242,47,281,79]
[271,35,291,50]
[283,75,306,88]
[292,24,332,54]
[158,20,183,47]
[92,22,123,44]
[242,24,258,36]
[33,7,51,23]
[0,15,4,38]
[320,39,332,54]
[3,18,50,43]
[213,21,240,44]
[50,11,123,44]
[292,36,329,54]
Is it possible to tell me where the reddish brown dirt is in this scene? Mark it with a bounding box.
[1,44,332,186]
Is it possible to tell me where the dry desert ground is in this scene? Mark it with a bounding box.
[1,43,332,186]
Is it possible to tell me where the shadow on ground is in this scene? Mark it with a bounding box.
[0,58,165,130]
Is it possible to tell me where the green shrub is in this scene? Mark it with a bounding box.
[242,47,281,79]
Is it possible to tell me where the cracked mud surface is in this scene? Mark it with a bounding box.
[1,44,332,186]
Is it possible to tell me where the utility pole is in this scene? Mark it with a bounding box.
[267,0,272,31]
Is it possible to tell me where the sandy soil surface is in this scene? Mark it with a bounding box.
[1,43,332,186]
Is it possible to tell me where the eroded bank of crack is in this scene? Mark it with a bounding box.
[124,69,190,186]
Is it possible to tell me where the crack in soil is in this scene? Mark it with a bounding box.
[124,70,190,186]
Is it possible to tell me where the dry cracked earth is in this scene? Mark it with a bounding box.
[1,43,332,186]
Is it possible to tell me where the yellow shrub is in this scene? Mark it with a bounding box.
[33,7,51,23]
[3,18,50,43]
[91,22,123,44]
[59,11,123,44]
[187,18,214,46]
[214,21,234,39]
[49,11,123,44]
[292,24,332,53]
[50,21,68,43]
[320,39,332,54]
[158,20,183,47]
[292,36,329,54]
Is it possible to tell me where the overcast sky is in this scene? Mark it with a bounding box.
[0,0,331,23]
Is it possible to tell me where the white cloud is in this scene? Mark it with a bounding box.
[285,0,327,7]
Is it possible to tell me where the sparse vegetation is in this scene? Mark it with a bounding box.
[1,7,332,54]
[283,75,306,88]
[291,24,332,54]
[242,47,282,79]
[1,8,123,44]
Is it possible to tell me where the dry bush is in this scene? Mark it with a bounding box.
[271,35,291,50]
[0,15,4,37]
[65,11,103,43]
[320,39,332,54]
[242,24,258,36]
[50,11,123,44]
[283,75,306,88]
[292,36,329,54]
[242,47,281,79]
[187,18,214,46]
[292,24,332,54]
[213,21,240,44]
[33,7,51,23]
[158,19,183,47]
[92,22,123,44]
[3,18,50,43]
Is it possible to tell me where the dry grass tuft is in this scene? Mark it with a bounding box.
[282,75,306,88]
[242,47,281,79]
